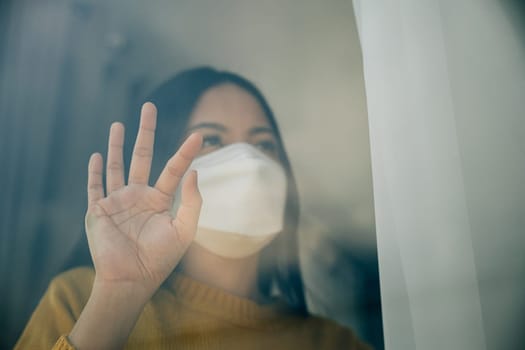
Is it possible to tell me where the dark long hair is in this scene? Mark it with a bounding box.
[66,66,307,313]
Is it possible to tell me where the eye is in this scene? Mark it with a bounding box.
[202,135,223,149]
[255,140,278,155]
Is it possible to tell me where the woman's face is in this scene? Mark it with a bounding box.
[185,83,280,161]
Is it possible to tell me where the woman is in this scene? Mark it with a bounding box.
[15,67,371,349]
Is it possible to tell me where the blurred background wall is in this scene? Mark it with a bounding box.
[0,0,381,349]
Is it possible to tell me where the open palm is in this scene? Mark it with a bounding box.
[85,102,202,297]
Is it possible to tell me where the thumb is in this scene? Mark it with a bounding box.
[171,170,202,245]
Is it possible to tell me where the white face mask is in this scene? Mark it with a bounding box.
[172,143,287,259]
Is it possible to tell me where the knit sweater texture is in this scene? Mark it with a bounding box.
[15,267,371,349]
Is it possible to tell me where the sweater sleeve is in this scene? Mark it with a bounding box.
[13,267,95,350]
[52,335,76,350]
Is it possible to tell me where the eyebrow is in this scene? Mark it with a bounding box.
[186,122,227,133]
[249,126,275,136]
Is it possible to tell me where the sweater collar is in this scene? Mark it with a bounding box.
[163,272,298,329]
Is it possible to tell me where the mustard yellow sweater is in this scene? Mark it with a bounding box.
[15,267,371,349]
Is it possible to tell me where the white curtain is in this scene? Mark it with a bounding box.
[354,0,525,349]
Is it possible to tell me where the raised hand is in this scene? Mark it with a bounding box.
[84,102,202,299]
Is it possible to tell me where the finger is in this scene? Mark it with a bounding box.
[87,153,104,206]
[172,170,202,241]
[128,102,157,185]
[106,122,125,193]
[155,133,202,196]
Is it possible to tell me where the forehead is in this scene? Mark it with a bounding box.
[187,83,271,129]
